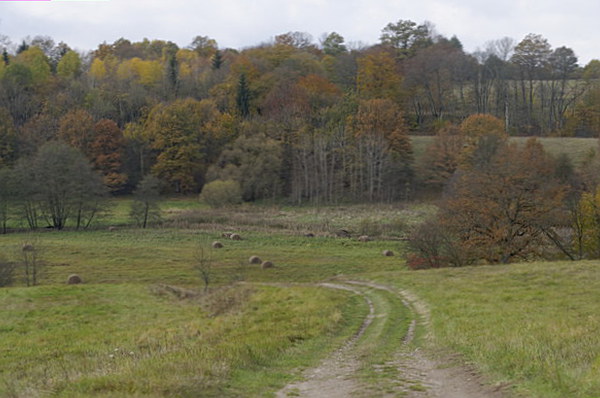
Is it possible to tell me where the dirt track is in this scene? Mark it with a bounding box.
[275,280,509,398]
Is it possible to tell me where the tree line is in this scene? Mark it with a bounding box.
[1,21,600,206]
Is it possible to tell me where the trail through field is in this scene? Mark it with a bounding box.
[275,283,374,398]
[275,280,509,398]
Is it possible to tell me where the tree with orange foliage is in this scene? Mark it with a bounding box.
[418,125,464,189]
[352,98,412,200]
[440,139,566,264]
[57,109,95,157]
[90,119,127,193]
[296,74,341,111]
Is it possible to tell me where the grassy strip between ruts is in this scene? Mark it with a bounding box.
[0,283,367,397]
[352,285,415,395]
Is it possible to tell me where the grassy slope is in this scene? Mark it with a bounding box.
[411,136,597,167]
[370,262,600,398]
[1,202,600,397]
[0,228,395,397]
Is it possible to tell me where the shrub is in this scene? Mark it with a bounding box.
[199,180,242,208]
[408,218,473,268]
[406,253,435,270]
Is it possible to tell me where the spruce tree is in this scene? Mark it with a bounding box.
[211,50,223,70]
[236,73,250,118]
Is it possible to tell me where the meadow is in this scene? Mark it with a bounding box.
[411,135,598,167]
[0,199,599,397]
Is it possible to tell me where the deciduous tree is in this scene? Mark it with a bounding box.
[352,98,412,201]
[16,142,106,230]
[356,49,403,102]
[321,32,347,56]
[143,98,235,193]
[91,119,127,192]
[58,109,95,157]
[130,174,162,228]
[207,133,283,201]
[440,139,566,264]
[0,107,17,167]
[56,50,82,79]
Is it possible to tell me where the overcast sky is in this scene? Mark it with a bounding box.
[0,0,598,65]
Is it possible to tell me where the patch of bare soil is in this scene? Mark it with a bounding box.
[276,280,511,398]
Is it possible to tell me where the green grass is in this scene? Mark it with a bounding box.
[0,227,407,286]
[1,203,600,397]
[372,261,600,398]
[0,282,366,397]
[353,285,413,395]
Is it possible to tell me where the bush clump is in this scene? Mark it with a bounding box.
[199,180,242,208]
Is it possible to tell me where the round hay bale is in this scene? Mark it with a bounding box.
[358,235,371,242]
[382,250,394,257]
[22,243,34,252]
[212,241,224,249]
[249,255,262,264]
[67,274,83,285]
[261,261,274,269]
[230,233,242,241]
[304,232,315,238]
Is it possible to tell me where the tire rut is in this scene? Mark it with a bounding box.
[345,280,509,398]
[275,283,374,398]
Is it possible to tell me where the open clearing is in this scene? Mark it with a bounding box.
[0,202,598,397]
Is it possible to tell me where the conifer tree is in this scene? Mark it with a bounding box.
[236,73,250,118]
[211,50,223,70]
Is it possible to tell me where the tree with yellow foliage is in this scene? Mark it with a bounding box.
[143,98,235,193]
[356,49,403,102]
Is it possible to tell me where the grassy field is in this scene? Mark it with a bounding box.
[373,261,600,398]
[411,135,598,167]
[1,202,599,397]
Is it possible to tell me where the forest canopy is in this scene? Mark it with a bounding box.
[0,22,599,200]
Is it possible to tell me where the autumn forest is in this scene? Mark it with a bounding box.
[2,20,600,263]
